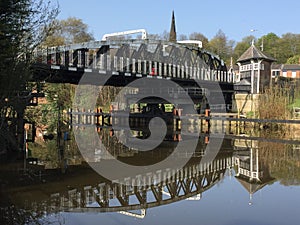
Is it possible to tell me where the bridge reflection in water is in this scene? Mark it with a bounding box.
[49,155,232,214]
[4,129,299,224]
[11,127,298,219]
[7,126,236,219]
[5,119,300,222]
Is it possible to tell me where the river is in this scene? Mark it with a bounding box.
[1,125,300,225]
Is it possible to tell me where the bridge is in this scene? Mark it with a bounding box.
[13,152,234,217]
[31,35,240,122]
[32,31,238,110]
[33,39,237,85]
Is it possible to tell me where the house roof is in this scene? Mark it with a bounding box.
[282,64,300,71]
[233,64,239,71]
[237,44,276,63]
[271,64,283,70]
[235,176,267,194]
[234,79,251,86]
[235,166,275,195]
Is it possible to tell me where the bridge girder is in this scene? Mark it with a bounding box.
[32,39,235,86]
[22,158,232,215]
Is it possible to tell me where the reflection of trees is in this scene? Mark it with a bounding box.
[30,140,59,168]
[238,129,300,186]
[29,130,84,168]
[259,142,300,185]
[95,128,141,159]
[0,205,65,225]
[1,193,61,225]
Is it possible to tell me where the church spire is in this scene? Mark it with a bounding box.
[169,11,177,42]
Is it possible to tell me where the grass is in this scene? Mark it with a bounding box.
[288,96,300,110]
[246,111,255,118]
[292,97,300,107]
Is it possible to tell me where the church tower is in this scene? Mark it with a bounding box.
[169,11,177,42]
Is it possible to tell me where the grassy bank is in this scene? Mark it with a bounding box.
[257,84,300,120]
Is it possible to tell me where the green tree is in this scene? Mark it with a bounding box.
[208,29,235,64]
[281,33,300,55]
[286,55,300,64]
[1,0,57,100]
[257,33,280,60]
[232,35,254,61]
[234,32,300,64]
[0,0,58,155]
[29,17,95,135]
[43,17,94,47]
[277,33,300,64]
[189,32,209,48]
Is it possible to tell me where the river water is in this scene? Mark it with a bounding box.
[1,126,300,225]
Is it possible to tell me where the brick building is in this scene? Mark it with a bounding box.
[272,64,300,79]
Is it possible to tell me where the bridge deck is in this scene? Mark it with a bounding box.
[32,40,238,86]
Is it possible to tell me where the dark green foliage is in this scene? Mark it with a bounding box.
[207,31,300,65]
[286,54,300,64]
[0,0,58,155]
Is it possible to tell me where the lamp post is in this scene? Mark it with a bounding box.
[250,29,258,46]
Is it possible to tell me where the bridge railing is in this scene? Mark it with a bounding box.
[35,156,233,214]
[33,43,238,83]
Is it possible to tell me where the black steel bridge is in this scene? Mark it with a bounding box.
[33,39,237,85]
[14,151,234,218]
[32,37,238,109]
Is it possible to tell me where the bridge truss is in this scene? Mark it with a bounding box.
[33,39,237,86]
[23,155,234,216]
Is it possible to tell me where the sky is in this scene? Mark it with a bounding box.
[56,0,300,43]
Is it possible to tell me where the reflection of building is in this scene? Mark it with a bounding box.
[234,142,275,204]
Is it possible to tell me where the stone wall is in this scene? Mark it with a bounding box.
[232,94,260,115]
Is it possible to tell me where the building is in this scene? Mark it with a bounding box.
[235,43,276,94]
[233,44,276,114]
[282,64,300,79]
[271,64,300,80]
[234,140,275,205]
[271,64,282,79]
